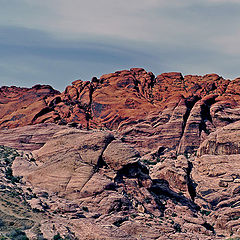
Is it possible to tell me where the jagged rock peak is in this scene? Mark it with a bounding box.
[1,68,240,156]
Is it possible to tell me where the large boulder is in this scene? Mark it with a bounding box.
[198,120,240,156]
[14,129,115,198]
[191,121,240,236]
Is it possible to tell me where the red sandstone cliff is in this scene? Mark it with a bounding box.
[0,69,240,239]
[1,68,240,156]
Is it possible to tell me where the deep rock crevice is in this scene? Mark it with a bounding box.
[149,178,199,213]
[186,160,197,202]
[199,96,217,136]
[180,95,200,139]
[94,134,115,172]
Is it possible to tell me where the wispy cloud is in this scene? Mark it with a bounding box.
[0,1,240,90]
[0,26,160,90]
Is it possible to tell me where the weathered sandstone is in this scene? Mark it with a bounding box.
[1,68,240,239]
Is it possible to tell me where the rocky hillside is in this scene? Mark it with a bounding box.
[1,68,240,156]
[0,68,240,239]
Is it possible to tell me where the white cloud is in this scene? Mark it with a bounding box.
[2,0,238,46]
[206,0,240,3]
[5,0,196,45]
[1,0,240,86]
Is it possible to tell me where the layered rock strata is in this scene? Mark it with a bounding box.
[0,124,217,239]
[2,69,240,157]
[1,68,240,239]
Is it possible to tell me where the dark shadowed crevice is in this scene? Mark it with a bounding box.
[113,216,129,227]
[199,96,217,136]
[202,222,215,234]
[114,162,149,184]
[48,96,62,108]
[94,135,115,172]
[180,95,201,139]
[31,107,54,123]
[149,179,199,213]
[113,161,166,214]
[85,84,95,130]
[186,161,197,202]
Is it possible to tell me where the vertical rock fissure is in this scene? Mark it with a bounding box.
[86,83,95,130]
[186,160,197,202]
[199,97,217,136]
[180,96,201,140]
[94,135,115,172]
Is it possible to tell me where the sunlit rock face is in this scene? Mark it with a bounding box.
[1,68,240,239]
[2,68,240,156]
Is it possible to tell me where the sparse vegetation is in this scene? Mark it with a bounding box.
[5,167,21,183]
[142,159,157,165]
[0,146,19,166]
[0,146,21,184]
[0,146,45,238]
[232,216,240,221]
[7,228,29,240]
[144,197,152,204]
[53,233,63,240]
[82,206,89,212]
[225,238,240,240]
[200,209,211,216]
[173,223,182,232]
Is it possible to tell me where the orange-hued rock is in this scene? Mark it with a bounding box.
[0,85,59,129]
[1,69,240,156]
[5,124,215,239]
[2,68,240,238]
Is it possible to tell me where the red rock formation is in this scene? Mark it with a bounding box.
[0,124,216,239]
[1,68,240,156]
[0,85,59,129]
[1,65,240,238]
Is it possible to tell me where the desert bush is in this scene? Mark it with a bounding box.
[53,233,63,240]
[7,228,29,240]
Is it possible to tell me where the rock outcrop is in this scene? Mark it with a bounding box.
[0,124,217,239]
[1,68,240,239]
[2,68,240,157]
[0,85,59,129]
[191,121,240,237]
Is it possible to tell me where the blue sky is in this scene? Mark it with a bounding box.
[0,0,240,91]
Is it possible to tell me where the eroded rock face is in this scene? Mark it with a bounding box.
[0,124,216,239]
[0,85,59,129]
[150,155,189,193]
[2,69,240,156]
[102,140,140,171]
[198,120,240,156]
[192,154,240,236]
[1,68,240,239]
[0,123,69,151]
[189,121,240,237]
[22,129,115,198]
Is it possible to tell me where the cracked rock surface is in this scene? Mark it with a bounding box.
[0,68,240,239]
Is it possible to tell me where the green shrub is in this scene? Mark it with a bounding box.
[173,223,181,232]
[5,167,21,183]
[53,233,63,240]
[7,229,29,240]
[200,209,211,216]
